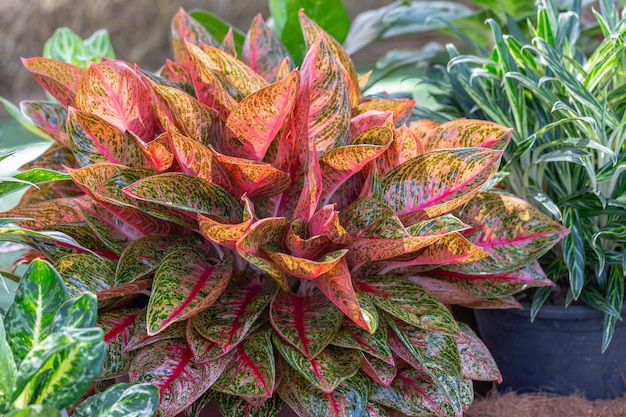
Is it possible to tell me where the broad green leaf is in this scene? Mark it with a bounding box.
[129,338,229,417]
[331,320,393,365]
[456,323,501,382]
[51,292,98,331]
[171,8,218,63]
[75,60,156,141]
[190,273,274,351]
[98,309,142,379]
[123,172,243,222]
[0,169,71,199]
[22,57,84,107]
[422,119,512,152]
[447,192,568,274]
[354,275,459,336]
[0,315,17,409]
[3,405,62,417]
[224,70,299,160]
[189,10,246,56]
[212,391,285,417]
[73,382,159,417]
[379,148,502,224]
[4,259,69,362]
[276,365,370,417]
[242,14,291,82]
[270,290,343,358]
[147,247,232,335]
[360,354,396,387]
[19,101,69,146]
[83,29,116,62]
[212,327,276,398]
[269,0,350,64]
[14,327,105,410]
[43,27,86,66]
[54,253,116,298]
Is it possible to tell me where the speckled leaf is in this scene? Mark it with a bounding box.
[20,101,69,146]
[51,292,97,331]
[331,320,393,365]
[292,141,322,223]
[457,323,501,382]
[77,198,140,254]
[285,218,330,259]
[54,253,116,297]
[123,172,242,222]
[66,107,153,168]
[354,99,415,127]
[125,309,187,352]
[191,273,274,351]
[276,364,370,417]
[216,151,291,199]
[224,70,298,160]
[212,390,285,417]
[211,327,275,398]
[75,60,155,141]
[273,336,362,393]
[185,42,238,116]
[115,234,199,285]
[98,308,141,379]
[448,192,568,273]
[199,196,254,250]
[349,111,394,140]
[0,168,71,200]
[409,119,441,141]
[148,247,232,335]
[270,290,343,358]
[354,275,459,336]
[360,354,396,387]
[72,382,160,417]
[236,217,288,289]
[265,247,348,280]
[243,14,291,82]
[406,276,484,306]
[377,126,422,176]
[150,82,218,145]
[186,320,235,363]
[129,338,228,417]
[161,58,193,85]
[300,33,350,152]
[0,197,84,229]
[363,402,390,417]
[22,57,84,107]
[299,11,360,108]
[146,132,176,171]
[422,119,512,152]
[171,8,218,63]
[4,259,69,362]
[309,204,351,245]
[320,126,393,205]
[380,148,502,224]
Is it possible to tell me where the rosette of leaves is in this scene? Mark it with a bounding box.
[416,0,626,350]
[0,258,159,416]
[0,8,567,417]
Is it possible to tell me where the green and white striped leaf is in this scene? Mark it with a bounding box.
[379,148,502,223]
[354,275,459,336]
[270,290,343,358]
[4,259,69,362]
[51,292,98,331]
[147,247,232,335]
[190,273,274,351]
[98,309,141,379]
[273,335,362,393]
[212,390,285,417]
[0,315,17,410]
[0,169,71,200]
[129,338,229,417]
[73,382,160,417]
[211,327,275,398]
[456,323,501,382]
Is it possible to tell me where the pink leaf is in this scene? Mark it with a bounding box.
[243,14,291,82]
[22,57,84,107]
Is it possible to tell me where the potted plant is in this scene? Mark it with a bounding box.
[0,6,566,416]
[415,0,626,399]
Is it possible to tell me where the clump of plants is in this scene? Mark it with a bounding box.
[418,0,626,350]
[0,7,566,417]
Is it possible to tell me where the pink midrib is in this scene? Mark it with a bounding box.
[161,265,215,328]
[160,345,193,395]
[236,343,270,395]
[104,313,139,342]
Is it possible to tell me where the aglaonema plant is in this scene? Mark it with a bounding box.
[0,258,159,417]
[0,8,567,417]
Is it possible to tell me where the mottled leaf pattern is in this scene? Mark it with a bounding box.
[54,253,116,297]
[212,390,285,417]
[125,308,187,352]
[0,315,17,408]
[243,14,290,81]
[171,8,218,63]
[22,57,84,107]
[198,45,268,96]
[20,101,69,146]
[331,320,393,365]
[265,247,348,280]
[186,320,235,363]
[199,196,254,249]
[457,323,502,382]
[98,309,141,379]
[215,152,291,199]
[422,119,512,152]
[360,354,397,387]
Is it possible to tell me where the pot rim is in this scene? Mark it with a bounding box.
[480,301,625,321]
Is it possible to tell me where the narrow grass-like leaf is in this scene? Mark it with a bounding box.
[0,169,71,199]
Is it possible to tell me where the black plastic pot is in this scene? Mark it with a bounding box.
[474,303,626,400]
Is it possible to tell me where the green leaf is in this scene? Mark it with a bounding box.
[189,10,246,57]
[3,405,62,417]
[212,391,285,417]
[43,27,86,66]
[0,315,17,410]
[98,309,142,379]
[83,29,116,62]
[51,292,98,331]
[0,97,51,141]
[4,259,69,362]
[0,168,69,199]
[73,382,159,417]
[269,0,350,64]
[562,207,585,299]
[54,253,116,298]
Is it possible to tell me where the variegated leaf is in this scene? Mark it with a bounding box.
[77,198,140,254]
[363,402,390,417]
[22,57,84,107]
[406,276,484,306]
[0,319,17,415]
[378,126,423,178]
[379,148,502,224]
[285,218,330,260]
[243,14,291,82]
[212,390,285,417]
[449,192,568,273]
[292,140,322,223]
[147,246,232,335]
[354,275,459,335]
[276,364,370,417]
[224,70,298,160]
[354,99,414,127]
[236,217,288,289]
[265,247,348,280]
[75,60,156,141]
[0,197,84,230]
[72,382,160,417]
[360,354,396,387]
[98,308,141,379]
[456,323,502,382]
[123,172,243,222]
[313,258,372,332]
[300,32,350,152]
[422,119,512,152]
[4,259,69,362]
[125,309,187,352]
[199,196,254,250]
[409,119,441,141]
[171,8,218,63]
[186,319,235,363]
[51,292,97,331]
[161,58,194,85]
[191,273,274,351]
[331,320,393,365]
[20,101,69,146]
[54,253,115,298]
[349,111,394,140]
[129,338,228,417]
[270,290,343,358]
[211,327,275,398]
[274,335,362,393]
[309,204,351,245]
